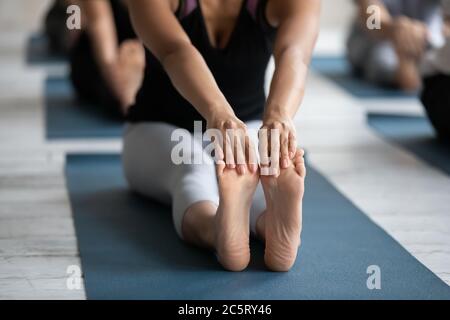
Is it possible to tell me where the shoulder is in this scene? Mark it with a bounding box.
[265,0,303,28]
[170,0,180,12]
[264,0,279,28]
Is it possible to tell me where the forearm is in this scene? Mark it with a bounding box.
[264,46,308,120]
[127,0,234,122]
[161,44,235,122]
[265,0,319,122]
[82,1,118,69]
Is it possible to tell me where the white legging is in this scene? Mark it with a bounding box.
[122,120,266,239]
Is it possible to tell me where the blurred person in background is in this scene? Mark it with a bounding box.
[421,0,450,142]
[44,0,81,55]
[347,0,444,91]
[69,0,145,117]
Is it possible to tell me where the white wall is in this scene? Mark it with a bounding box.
[321,0,356,31]
[316,0,356,55]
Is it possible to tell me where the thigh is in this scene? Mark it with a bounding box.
[122,121,219,206]
[122,122,184,205]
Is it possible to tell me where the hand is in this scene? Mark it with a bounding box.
[207,112,258,175]
[391,16,428,60]
[259,114,297,176]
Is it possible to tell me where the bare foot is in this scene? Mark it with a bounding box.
[116,40,145,113]
[259,149,306,271]
[215,162,259,271]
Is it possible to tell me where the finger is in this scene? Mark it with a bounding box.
[225,130,235,169]
[259,127,270,175]
[288,132,297,159]
[246,135,258,173]
[235,131,246,175]
[281,132,290,169]
[269,128,280,176]
[212,133,224,163]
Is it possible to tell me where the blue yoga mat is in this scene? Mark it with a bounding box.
[368,113,450,175]
[65,154,450,300]
[45,76,123,139]
[26,33,67,65]
[311,56,417,99]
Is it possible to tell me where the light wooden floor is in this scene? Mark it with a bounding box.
[0,0,449,300]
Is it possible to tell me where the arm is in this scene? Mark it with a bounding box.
[82,0,119,69]
[355,0,428,59]
[127,0,254,174]
[261,0,320,172]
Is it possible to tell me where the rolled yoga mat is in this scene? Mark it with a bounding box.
[65,154,450,300]
[311,56,417,99]
[45,76,123,139]
[368,113,450,175]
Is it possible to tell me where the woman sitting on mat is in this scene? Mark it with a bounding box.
[347,0,445,91]
[123,0,320,271]
[421,0,450,143]
[70,0,145,117]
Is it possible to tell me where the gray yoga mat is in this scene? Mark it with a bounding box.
[65,154,450,300]
[45,76,123,139]
[311,56,417,99]
[368,113,450,175]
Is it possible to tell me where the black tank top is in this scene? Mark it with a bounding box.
[127,0,276,131]
[109,0,136,43]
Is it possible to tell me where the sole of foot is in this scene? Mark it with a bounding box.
[215,163,259,271]
[260,149,306,272]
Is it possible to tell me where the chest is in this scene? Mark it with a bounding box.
[199,0,244,49]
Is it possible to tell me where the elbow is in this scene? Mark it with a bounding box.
[159,42,195,67]
[274,45,311,69]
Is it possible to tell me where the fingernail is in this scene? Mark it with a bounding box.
[282,159,288,168]
[261,167,270,176]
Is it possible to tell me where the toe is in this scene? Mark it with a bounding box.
[264,248,297,272]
